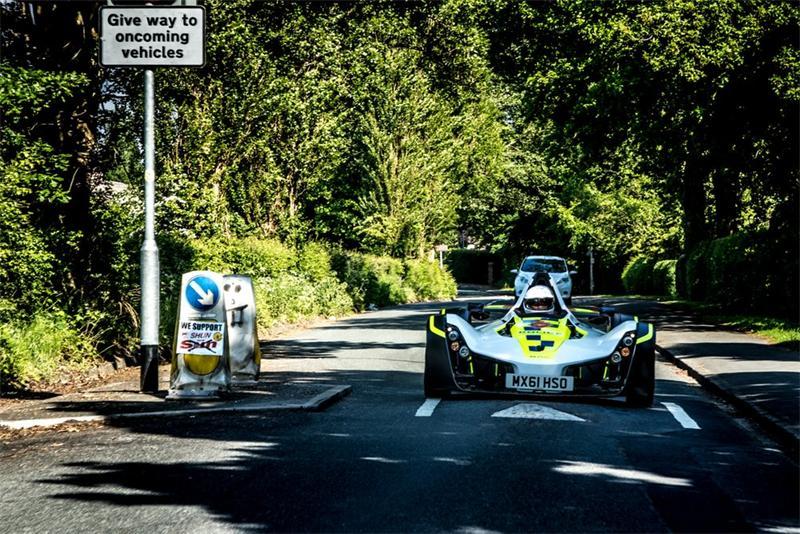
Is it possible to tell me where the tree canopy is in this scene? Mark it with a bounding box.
[0,0,797,371]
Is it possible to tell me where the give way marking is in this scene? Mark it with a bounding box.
[661,402,701,429]
[415,398,442,417]
[491,403,586,421]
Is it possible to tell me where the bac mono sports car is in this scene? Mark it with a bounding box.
[424,272,656,406]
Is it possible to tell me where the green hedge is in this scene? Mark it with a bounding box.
[624,230,798,319]
[445,249,503,285]
[330,250,457,310]
[159,237,458,336]
[652,260,678,298]
[684,231,798,317]
[621,256,677,297]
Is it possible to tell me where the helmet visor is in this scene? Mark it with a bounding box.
[525,297,553,310]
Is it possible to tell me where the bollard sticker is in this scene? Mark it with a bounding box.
[185,275,220,311]
[177,320,225,355]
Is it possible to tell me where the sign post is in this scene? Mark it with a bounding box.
[434,244,448,269]
[140,68,159,392]
[99,4,205,392]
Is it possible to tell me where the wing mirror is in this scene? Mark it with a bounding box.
[569,270,578,276]
[510,269,518,274]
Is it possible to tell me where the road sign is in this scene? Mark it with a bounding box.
[99,6,206,67]
[434,244,449,252]
[185,275,220,311]
[99,3,207,392]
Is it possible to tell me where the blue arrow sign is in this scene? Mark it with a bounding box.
[185,275,220,311]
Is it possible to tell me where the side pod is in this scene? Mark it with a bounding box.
[424,314,458,397]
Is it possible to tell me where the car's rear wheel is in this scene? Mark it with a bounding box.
[625,344,655,407]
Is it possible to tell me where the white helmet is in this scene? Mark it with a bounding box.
[523,285,554,313]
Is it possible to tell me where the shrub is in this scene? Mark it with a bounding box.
[683,230,798,317]
[621,257,677,297]
[253,272,352,330]
[191,237,297,278]
[298,242,333,280]
[684,240,712,302]
[0,311,97,388]
[652,260,678,298]
[330,251,433,309]
[403,259,457,301]
[621,256,657,294]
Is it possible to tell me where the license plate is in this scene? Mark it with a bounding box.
[505,374,574,392]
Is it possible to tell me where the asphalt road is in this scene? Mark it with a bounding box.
[1,295,798,533]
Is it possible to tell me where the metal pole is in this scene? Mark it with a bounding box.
[140,69,160,393]
[589,246,595,296]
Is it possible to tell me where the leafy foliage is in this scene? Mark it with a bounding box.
[0,310,97,388]
[1,0,797,387]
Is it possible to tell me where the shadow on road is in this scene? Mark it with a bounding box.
[5,295,799,532]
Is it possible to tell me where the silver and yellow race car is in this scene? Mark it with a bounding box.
[424,272,656,406]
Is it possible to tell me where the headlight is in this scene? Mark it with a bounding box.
[458,346,470,358]
[447,328,460,341]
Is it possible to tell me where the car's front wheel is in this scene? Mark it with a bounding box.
[625,344,655,407]
[424,366,451,398]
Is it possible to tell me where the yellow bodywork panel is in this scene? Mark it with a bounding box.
[508,316,570,359]
[429,316,446,338]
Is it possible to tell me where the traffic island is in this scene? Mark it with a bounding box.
[0,367,351,432]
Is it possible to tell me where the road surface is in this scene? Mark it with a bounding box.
[0,296,797,532]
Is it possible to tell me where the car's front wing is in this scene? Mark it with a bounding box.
[425,313,655,397]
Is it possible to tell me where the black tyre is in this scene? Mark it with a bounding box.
[424,368,450,398]
[625,344,655,407]
[424,314,455,398]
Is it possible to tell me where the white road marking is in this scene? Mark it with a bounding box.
[415,398,442,417]
[553,460,692,487]
[661,402,701,429]
[491,403,586,421]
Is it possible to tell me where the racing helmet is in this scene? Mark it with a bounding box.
[523,284,555,313]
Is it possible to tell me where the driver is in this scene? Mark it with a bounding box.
[522,284,555,315]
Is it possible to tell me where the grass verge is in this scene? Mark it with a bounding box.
[661,299,799,350]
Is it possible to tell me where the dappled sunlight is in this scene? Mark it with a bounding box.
[552,460,693,487]
[759,525,800,534]
[432,457,472,466]
[455,527,503,534]
[360,456,407,464]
